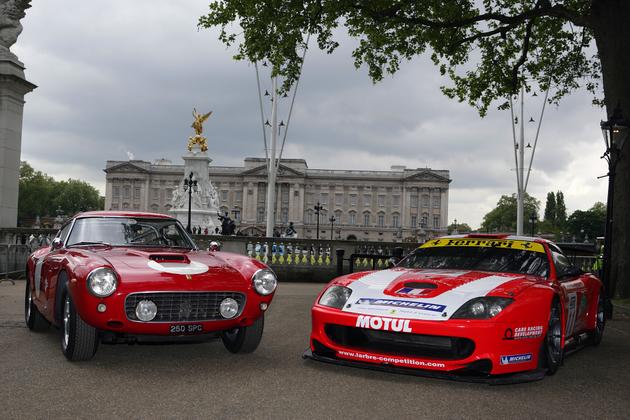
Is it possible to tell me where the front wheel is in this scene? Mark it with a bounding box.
[25,279,49,331]
[590,292,606,346]
[540,300,563,375]
[61,292,99,361]
[221,315,264,354]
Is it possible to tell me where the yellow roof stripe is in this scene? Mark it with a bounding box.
[420,238,546,254]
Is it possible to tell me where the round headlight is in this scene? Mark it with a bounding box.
[135,300,157,322]
[220,297,239,319]
[252,269,277,296]
[87,267,118,297]
[488,303,504,318]
[319,285,352,309]
[470,301,486,316]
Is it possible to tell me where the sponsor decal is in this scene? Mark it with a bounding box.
[355,298,446,313]
[355,315,412,332]
[500,353,533,365]
[504,326,543,340]
[566,292,578,337]
[337,350,446,369]
[420,238,545,254]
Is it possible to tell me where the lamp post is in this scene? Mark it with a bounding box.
[183,172,198,233]
[528,212,536,237]
[314,201,324,240]
[329,216,336,240]
[600,106,629,314]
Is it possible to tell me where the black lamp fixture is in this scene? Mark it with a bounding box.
[183,172,198,233]
[329,216,336,240]
[314,201,325,240]
[600,105,630,316]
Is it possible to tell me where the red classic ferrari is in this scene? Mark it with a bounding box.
[304,235,606,383]
[25,211,277,361]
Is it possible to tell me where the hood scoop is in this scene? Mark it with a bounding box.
[403,282,437,290]
[149,254,190,264]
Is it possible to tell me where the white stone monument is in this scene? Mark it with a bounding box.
[169,109,220,232]
[0,0,36,227]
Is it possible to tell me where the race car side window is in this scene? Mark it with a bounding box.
[548,244,575,279]
[56,223,72,244]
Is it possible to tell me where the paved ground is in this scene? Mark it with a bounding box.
[1,280,629,419]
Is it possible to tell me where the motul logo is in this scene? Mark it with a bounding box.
[355,315,412,333]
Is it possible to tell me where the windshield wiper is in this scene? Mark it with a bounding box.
[67,241,112,248]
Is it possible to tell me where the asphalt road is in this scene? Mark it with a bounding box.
[1,280,629,419]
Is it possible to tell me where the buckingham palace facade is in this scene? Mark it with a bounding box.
[104,157,451,242]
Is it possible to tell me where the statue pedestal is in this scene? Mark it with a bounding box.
[169,147,221,231]
[0,48,36,227]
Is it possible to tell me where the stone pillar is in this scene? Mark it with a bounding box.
[0,50,36,227]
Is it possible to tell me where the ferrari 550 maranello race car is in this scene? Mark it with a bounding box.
[304,234,606,383]
[25,211,277,361]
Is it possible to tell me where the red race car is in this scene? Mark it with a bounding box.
[25,211,277,361]
[304,234,605,383]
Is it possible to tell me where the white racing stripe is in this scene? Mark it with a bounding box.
[343,270,517,321]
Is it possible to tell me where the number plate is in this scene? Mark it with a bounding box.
[169,324,204,335]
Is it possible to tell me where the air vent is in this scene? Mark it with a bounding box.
[149,254,188,263]
[405,282,437,290]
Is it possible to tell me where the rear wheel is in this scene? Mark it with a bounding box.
[540,300,563,375]
[61,292,99,361]
[24,279,49,331]
[221,315,264,354]
[590,292,606,346]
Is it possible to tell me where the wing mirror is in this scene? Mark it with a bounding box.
[386,257,400,269]
[208,241,221,252]
[51,238,63,250]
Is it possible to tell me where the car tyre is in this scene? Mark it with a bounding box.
[221,315,264,354]
[24,279,49,331]
[540,300,563,375]
[590,291,606,346]
[61,292,99,361]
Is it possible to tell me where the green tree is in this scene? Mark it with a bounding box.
[566,202,606,242]
[543,192,557,226]
[555,190,567,228]
[481,193,540,234]
[18,162,103,226]
[200,1,630,297]
[447,222,472,235]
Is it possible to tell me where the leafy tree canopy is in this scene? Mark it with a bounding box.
[480,193,540,233]
[447,221,472,234]
[18,162,103,226]
[566,201,606,242]
[200,0,600,115]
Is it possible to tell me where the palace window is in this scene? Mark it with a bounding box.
[320,193,328,204]
[281,208,288,223]
[349,212,356,225]
[422,195,429,208]
[350,194,357,206]
[392,214,400,228]
[433,195,441,209]
[377,213,385,227]
[152,188,159,200]
[233,210,241,221]
[221,190,229,202]
[334,210,342,224]
[113,186,120,198]
[411,215,417,227]
[257,208,265,223]
[410,195,418,208]
[134,187,141,200]
[363,212,370,226]
[421,213,428,228]
[235,191,242,201]
[433,216,440,228]
[378,195,385,207]
[306,210,314,224]
[363,194,371,206]
[392,195,400,206]
[123,186,131,199]
[335,193,343,206]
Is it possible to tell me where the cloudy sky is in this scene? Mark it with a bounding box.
[13,1,608,228]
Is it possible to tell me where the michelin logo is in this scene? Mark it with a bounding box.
[355,298,446,313]
[356,315,412,333]
[500,353,533,365]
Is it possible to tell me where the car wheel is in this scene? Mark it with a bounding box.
[60,292,99,361]
[540,300,563,375]
[24,279,49,331]
[221,315,264,354]
[590,292,606,346]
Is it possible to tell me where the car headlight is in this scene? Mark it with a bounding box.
[220,297,239,319]
[318,285,352,309]
[451,297,513,319]
[135,300,157,321]
[252,269,277,296]
[87,267,118,297]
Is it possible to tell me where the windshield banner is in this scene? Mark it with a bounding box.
[420,238,545,254]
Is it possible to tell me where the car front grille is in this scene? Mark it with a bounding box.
[325,324,475,360]
[125,292,246,322]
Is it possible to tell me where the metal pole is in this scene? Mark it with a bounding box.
[186,173,192,233]
[330,217,334,240]
[602,143,615,316]
[517,87,525,235]
[315,202,320,240]
[265,77,278,238]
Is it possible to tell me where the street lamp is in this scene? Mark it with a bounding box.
[600,106,629,312]
[329,216,336,240]
[183,172,198,233]
[314,201,324,240]
[528,212,536,237]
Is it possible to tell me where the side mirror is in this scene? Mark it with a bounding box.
[208,241,221,252]
[386,257,399,269]
[51,237,63,250]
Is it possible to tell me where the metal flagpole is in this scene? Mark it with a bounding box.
[265,77,278,237]
[516,87,525,235]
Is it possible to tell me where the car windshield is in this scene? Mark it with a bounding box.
[66,217,195,249]
[399,240,549,277]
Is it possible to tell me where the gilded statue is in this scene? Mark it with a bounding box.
[188,108,212,152]
[0,0,31,49]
